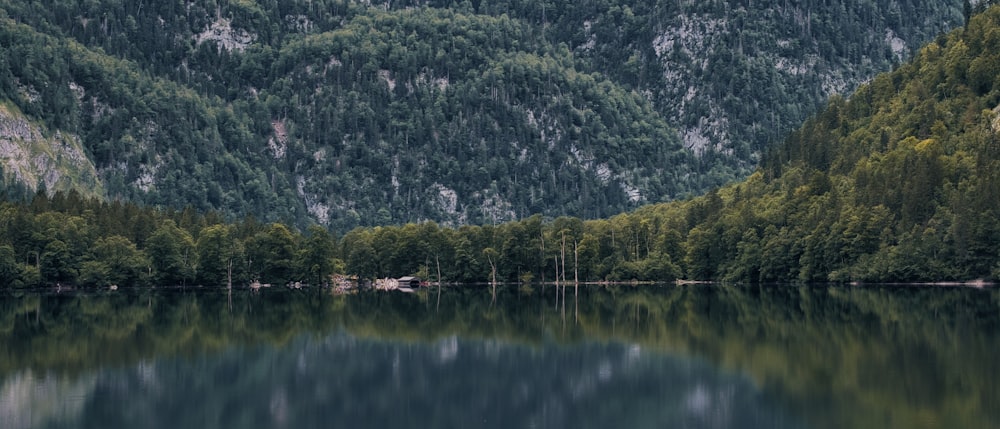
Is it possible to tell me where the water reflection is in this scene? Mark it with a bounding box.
[0,371,95,429]
[1,332,799,429]
[1,284,998,429]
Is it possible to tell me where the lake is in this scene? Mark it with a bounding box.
[1,284,998,428]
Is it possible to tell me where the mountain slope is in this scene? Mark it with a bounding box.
[0,1,968,230]
[674,3,1000,281]
[1,3,696,229]
[266,9,695,226]
[0,5,997,290]
[0,103,102,197]
[398,0,965,170]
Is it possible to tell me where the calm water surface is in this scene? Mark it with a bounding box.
[1,284,998,428]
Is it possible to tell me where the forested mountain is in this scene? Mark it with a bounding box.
[0,0,967,230]
[336,3,1000,284]
[2,3,999,288]
[617,2,1000,283]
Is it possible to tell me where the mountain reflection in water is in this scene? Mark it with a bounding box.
[1,284,997,428]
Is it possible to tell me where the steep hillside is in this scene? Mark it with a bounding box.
[677,3,1000,282]
[0,103,102,197]
[640,0,962,164]
[264,10,694,226]
[395,0,965,171]
[334,4,1000,283]
[0,1,967,230]
[0,2,695,229]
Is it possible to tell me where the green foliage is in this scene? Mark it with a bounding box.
[40,239,76,283]
[1,3,997,285]
[247,223,298,285]
[196,224,243,287]
[88,235,148,287]
[0,0,966,231]
[147,220,196,286]
[299,225,337,286]
[322,6,1000,284]
[0,244,17,286]
[730,6,1000,282]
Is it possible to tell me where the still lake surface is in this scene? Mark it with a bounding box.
[1,283,998,428]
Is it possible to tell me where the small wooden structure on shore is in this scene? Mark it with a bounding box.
[373,276,423,291]
[398,276,422,288]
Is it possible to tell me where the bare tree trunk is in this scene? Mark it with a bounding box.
[574,241,579,322]
[486,253,497,303]
[574,240,579,286]
[561,275,566,319]
[554,255,559,309]
[561,232,567,316]
[436,255,442,311]
[540,230,545,284]
[560,231,567,285]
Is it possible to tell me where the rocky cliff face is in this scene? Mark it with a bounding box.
[0,104,103,197]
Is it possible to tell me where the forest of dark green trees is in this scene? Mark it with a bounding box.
[0,0,969,230]
[1,3,999,286]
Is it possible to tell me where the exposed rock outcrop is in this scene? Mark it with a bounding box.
[0,104,103,196]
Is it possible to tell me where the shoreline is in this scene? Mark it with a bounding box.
[4,279,997,294]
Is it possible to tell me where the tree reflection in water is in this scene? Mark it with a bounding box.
[1,284,997,428]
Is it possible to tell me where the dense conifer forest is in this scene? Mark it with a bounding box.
[2,0,999,287]
[0,0,969,230]
[2,3,999,286]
